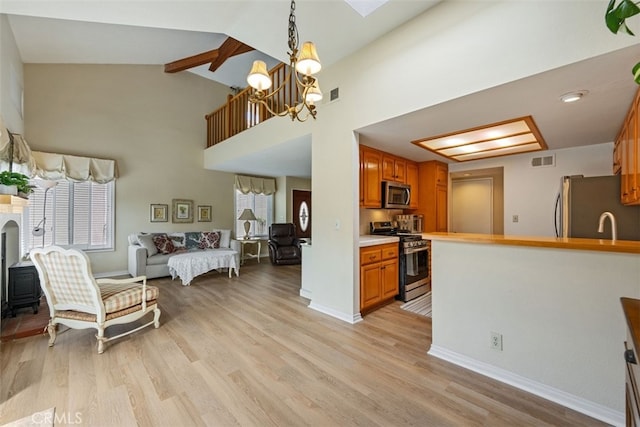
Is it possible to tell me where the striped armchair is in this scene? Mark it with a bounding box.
[30,246,161,354]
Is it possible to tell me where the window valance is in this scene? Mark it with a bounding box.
[32,151,117,183]
[234,174,276,195]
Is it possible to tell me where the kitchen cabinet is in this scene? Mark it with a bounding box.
[359,145,419,209]
[360,243,398,313]
[405,161,419,209]
[616,88,640,205]
[414,160,448,232]
[621,297,640,426]
[382,154,406,183]
[360,146,382,208]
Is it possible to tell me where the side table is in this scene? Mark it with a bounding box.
[7,260,42,317]
[233,238,262,265]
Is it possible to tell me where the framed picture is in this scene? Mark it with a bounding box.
[172,199,193,223]
[150,204,168,222]
[198,205,212,222]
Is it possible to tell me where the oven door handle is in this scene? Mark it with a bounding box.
[403,246,428,255]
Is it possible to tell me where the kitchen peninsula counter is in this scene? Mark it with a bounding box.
[426,232,640,425]
[359,235,399,247]
[423,232,640,254]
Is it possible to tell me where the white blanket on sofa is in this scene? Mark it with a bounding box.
[167,249,239,285]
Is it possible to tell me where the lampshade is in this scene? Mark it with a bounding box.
[238,208,257,221]
[305,81,323,104]
[247,60,272,91]
[296,41,321,75]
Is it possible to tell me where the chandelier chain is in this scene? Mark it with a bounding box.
[287,0,299,54]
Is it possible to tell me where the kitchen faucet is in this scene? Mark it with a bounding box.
[597,211,617,241]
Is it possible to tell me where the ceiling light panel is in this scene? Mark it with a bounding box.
[412,116,547,162]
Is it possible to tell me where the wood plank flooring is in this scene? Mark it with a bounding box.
[1,263,605,426]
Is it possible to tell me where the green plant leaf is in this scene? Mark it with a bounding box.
[633,62,640,84]
[606,0,640,34]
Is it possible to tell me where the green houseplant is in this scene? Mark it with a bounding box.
[0,171,33,196]
[606,0,640,83]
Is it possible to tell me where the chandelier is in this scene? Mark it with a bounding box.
[246,0,322,122]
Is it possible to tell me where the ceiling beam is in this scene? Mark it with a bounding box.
[164,37,255,74]
[208,37,254,72]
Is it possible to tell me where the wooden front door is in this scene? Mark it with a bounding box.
[292,190,311,239]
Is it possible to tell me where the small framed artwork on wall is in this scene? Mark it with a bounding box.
[150,204,168,222]
[172,199,193,223]
[198,205,212,222]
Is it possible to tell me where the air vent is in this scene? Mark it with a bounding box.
[330,87,339,102]
[531,154,555,167]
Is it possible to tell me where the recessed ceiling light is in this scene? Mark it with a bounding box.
[411,116,547,162]
[560,90,588,103]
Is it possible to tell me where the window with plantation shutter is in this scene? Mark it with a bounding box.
[234,190,273,238]
[24,180,114,252]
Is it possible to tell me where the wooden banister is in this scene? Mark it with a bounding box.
[205,63,300,147]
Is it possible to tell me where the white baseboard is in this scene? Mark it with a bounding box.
[308,302,363,324]
[299,288,312,299]
[428,345,624,427]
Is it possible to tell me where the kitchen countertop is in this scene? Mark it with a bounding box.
[422,232,640,254]
[359,235,400,247]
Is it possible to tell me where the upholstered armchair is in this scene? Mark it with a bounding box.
[30,246,161,354]
[268,223,302,265]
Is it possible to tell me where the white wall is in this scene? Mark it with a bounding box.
[430,240,640,425]
[204,1,640,322]
[448,143,614,236]
[0,14,24,134]
[24,64,234,274]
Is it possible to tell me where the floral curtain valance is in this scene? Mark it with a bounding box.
[32,151,117,183]
[234,174,276,195]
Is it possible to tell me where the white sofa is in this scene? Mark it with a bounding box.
[127,230,239,279]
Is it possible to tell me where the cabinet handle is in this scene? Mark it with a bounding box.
[625,349,637,364]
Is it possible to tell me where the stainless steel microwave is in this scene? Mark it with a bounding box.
[382,181,411,209]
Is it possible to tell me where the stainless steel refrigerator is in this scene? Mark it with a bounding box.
[554,175,640,240]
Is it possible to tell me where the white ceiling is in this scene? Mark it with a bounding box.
[2,0,640,179]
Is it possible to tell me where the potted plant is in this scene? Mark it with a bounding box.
[0,171,33,197]
[606,0,640,83]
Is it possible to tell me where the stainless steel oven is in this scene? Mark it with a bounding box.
[399,237,429,302]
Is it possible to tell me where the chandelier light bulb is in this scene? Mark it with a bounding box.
[296,41,322,75]
[247,60,272,90]
[305,81,323,104]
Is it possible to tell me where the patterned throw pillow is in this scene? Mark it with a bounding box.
[152,233,175,254]
[199,231,221,249]
[185,232,202,250]
[168,233,186,249]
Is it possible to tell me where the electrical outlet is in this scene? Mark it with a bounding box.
[512,215,519,223]
[490,331,503,351]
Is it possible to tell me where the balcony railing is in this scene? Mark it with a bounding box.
[205,62,300,147]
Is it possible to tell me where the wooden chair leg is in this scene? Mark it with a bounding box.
[153,307,161,328]
[96,326,106,354]
[47,320,57,347]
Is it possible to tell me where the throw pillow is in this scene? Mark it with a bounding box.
[185,232,202,250]
[169,232,186,249]
[199,231,221,249]
[152,233,175,254]
[212,229,231,248]
[137,234,158,257]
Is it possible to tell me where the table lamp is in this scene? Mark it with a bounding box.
[238,208,257,239]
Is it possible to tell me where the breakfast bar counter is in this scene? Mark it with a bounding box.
[422,232,640,254]
[425,233,640,426]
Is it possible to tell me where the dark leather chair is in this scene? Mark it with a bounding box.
[268,223,302,265]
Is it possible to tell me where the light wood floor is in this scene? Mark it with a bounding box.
[1,263,605,426]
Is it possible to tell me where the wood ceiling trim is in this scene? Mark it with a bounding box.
[164,37,255,74]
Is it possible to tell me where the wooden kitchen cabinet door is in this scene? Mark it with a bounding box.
[436,184,448,232]
[380,258,398,300]
[405,161,419,209]
[361,147,382,208]
[382,155,406,183]
[360,264,382,310]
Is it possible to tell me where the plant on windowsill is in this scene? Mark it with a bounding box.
[0,171,33,198]
[606,0,640,84]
